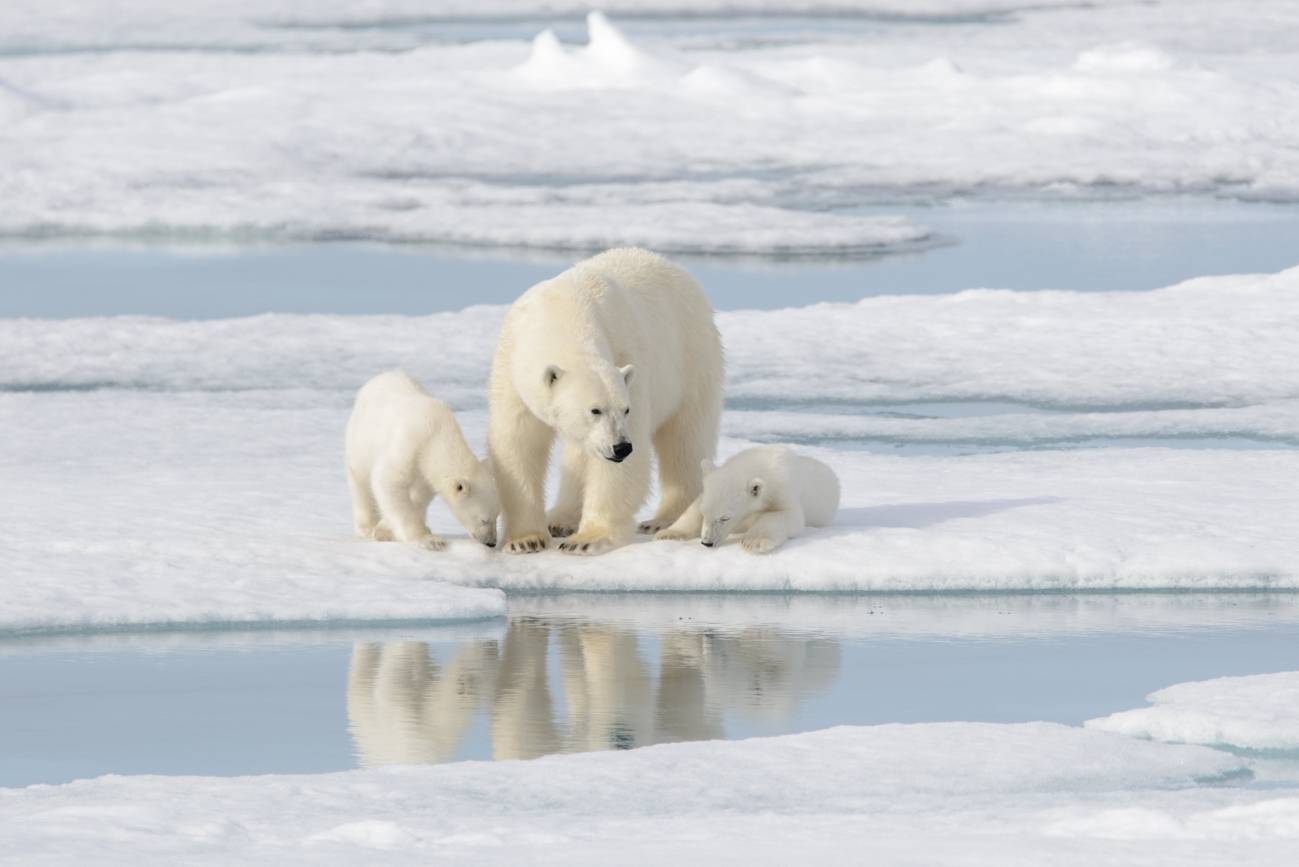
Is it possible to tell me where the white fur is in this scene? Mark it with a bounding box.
[488,248,724,555]
[656,446,840,554]
[345,370,499,549]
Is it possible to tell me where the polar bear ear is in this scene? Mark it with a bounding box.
[619,364,635,386]
[544,365,565,388]
[748,478,765,499]
[700,458,715,475]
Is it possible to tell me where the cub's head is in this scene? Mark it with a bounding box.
[698,457,768,548]
[541,363,635,463]
[442,457,500,547]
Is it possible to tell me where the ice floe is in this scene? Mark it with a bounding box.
[1088,671,1299,752]
[4,265,1297,410]
[3,719,1286,865]
[2,5,1299,249]
[2,265,1297,630]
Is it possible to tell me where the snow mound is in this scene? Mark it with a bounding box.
[1087,672,1299,752]
[0,721,1259,865]
[514,12,675,89]
[1074,43,1175,74]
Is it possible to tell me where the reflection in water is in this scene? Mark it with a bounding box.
[347,618,841,767]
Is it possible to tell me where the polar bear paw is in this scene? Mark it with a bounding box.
[741,534,779,555]
[654,527,694,542]
[371,524,395,542]
[417,534,448,552]
[547,523,577,539]
[504,532,549,554]
[637,520,666,535]
[557,530,620,556]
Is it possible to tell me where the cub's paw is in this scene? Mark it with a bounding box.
[371,525,395,542]
[654,527,695,542]
[637,520,665,536]
[557,531,620,556]
[417,534,448,552]
[741,534,779,555]
[504,533,549,554]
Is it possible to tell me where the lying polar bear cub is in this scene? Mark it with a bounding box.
[346,370,499,550]
[656,446,840,554]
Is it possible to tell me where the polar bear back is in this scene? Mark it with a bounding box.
[346,370,464,475]
[791,453,841,527]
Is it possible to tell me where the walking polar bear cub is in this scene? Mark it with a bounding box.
[657,446,840,553]
[488,248,724,555]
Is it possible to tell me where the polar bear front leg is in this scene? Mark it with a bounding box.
[489,397,554,554]
[372,464,446,551]
[557,448,649,555]
[654,499,702,541]
[546,442,586,539]
[740,508,804,555]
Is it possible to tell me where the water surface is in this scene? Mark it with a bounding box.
[4,593,1298,788]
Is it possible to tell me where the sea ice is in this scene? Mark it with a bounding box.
[2,6,1299,249]
[1088,671,1299,752]
[2,719,1280,866]
[2,265,1297,630]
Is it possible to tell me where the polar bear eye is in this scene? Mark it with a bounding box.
[623,408,630,416]
[590,408,602,416]
[718,516,730,523]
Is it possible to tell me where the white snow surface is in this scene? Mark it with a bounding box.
[1088,671,1299,752]
[2,265,1298,630]
[6,720,1288,866]
[4,265,1297,408]
[3,4,1299,249]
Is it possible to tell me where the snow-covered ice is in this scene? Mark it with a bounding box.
[3,4,1299,250]
[5,265,1297,408]
[1088,671,1299,753]
[2,264,1297,630]
[4,719,1284,866]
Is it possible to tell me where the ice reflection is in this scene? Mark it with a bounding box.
[347,617,840,767]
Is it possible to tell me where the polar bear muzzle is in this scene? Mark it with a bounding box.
[609,440,633,462]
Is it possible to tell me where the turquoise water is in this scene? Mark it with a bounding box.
[4,594,1299,787]
[4,201,1298,318]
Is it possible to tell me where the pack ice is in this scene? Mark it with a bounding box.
[3,3,1299,250]
[0,265,1296,631]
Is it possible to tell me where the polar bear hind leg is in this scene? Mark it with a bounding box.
[347,467,382,539]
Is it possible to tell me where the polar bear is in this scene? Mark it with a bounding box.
[656,446,839,553]
[345,370,499,549]
[487,248,724,555]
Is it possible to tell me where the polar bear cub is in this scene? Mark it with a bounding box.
[656,446,839,554]
[345,370,499,550]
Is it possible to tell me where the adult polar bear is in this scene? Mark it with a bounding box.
[488,248,724,555]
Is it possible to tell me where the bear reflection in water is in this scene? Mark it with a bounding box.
[347,619,841,767]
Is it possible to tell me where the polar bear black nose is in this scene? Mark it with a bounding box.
[611,441,633,462]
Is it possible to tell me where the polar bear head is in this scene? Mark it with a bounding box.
[697,457,768,547]
[542,362,636,462]
[442,457,501,546]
